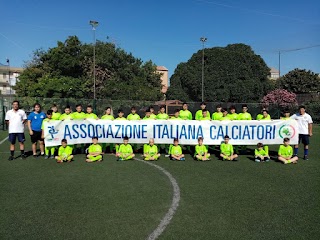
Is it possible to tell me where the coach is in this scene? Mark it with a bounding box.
[5,100,27,160]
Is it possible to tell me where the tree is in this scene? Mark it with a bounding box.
[167,43,273,102]
[261,89,298,108]
[277,68,320,94]
[14,36,163,101]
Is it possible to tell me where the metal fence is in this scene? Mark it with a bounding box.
[0,96,300,127]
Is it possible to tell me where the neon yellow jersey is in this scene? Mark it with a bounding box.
[238,112,252,120]
[127,113,141,120]
[156,113,169,120]
[212,112,223,120]
[58,146,73,157]
[278,145,293,157]
[255,148,268,156]
[143,144,158,156]
[41,118,53,130]
[281,117,291,120]
[171,145,182,155]
[116,117,127,120]
[195,110,210,120]
[200,115,211,120]
[150,114,157,119]
[101,114,114,120]
[227,113,238,120]
[220,116,231,121]
[59,113,73,120]
[257,114,271,120]
[220,143,234,156]
[85,113,98,119]
[195,145,207,156]
[52,112,61,120]
[143,116,155,120]
[118,144,133,154]
[88,144,102,154]
[179,110,193,120]
[170,116,182,120]
[72,112,86,120]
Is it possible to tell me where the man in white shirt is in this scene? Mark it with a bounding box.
[290,105,313,160]
[5,101,27,160]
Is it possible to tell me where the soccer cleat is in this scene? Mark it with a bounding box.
[303,155,309,160]
[232,158,238,162]
[255,158,261,163]
[21,154,27,159]
[8,156,14,161]
[165,154,170,157]
[180,157,185,161]
[44,155,49,159]
[117,158,124,161]
[33,154,38,158]
[50,155,55,159]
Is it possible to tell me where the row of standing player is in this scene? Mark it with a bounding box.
[5,101,313,161]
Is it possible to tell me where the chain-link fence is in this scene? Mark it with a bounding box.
[1,95,318,130]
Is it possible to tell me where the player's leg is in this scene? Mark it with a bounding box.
[55,156,63,163]
[255,156,262,162]
[294,134,302,156]
[278,156,291,164]
[302,135,309,160]
[8,133,16,160]
[30,133,37,156]
[18,133,26,158]
[124,153,135,160]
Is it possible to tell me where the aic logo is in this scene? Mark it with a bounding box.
[47,126,59,141]
[279,124,296,139]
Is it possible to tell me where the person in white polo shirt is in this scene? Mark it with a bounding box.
[290,105,313,160]
[5,100,27,160]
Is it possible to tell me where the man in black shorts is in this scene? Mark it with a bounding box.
[5,101,27,160]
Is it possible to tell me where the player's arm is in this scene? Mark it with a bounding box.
[27,119,33,135]
[308,123,313,137]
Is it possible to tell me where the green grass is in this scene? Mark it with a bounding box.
[0,126,319,240]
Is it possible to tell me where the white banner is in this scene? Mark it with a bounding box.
[43,120,299,147]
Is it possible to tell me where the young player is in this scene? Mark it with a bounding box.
[179,103,193,120]
[143,108,155,120]
[194,137,210,161]
[195,102,210,120]
[127,106,141,120]
[101,107,114,120]
[220,108,230,121]
[291,105,313,160]
[212,104,223,120]
[85,105,98,119]
[170,138,185,161]
[28,103,46,157]
[55,139,74,163]
[116,136,135,161]
[86,137,103,162]
[220,135,238,161]
[149,106,157,119]
[227,105,238,120]
[59,106,73,120]
[156,105,169,120]
[278,138,298,164]
[72,104,86,120]
[254,143,270,162]
[257,109,271,120]
[5,100,27,160]
[143,138,160,160]
[51,104,61,120]
[116,109,126,120]
[281,109,291,120]
[200,109,211,120]
[41,110,56,159]
[170,109,182,120]
[237,104,252,120]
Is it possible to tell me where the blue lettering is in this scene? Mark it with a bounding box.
[114,125,121,139]
[242,126,250,139]
[232,125,239,140]
[133,125,141,138]
[125,125,132,138]
[188,125,196,139]
[64,125,72,140]
[265,125,273,139]
[257,125,264,140]
[217,126,224,139]
[197,126,203,138]
[142,125,147,139]
[210,125,216,140]
[72,124,79,139]
[80,124,87,138]
[95,125,103,139]
[162,125,169,139]
[88,124,95,138]
[179,125,187,139]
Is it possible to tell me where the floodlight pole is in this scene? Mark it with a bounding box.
[200,37,207,102]
[89,20,99,99]
[6,58,11,96]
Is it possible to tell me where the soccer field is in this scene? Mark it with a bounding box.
[0,126,319,240]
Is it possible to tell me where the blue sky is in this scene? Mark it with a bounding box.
[1,0,319,79]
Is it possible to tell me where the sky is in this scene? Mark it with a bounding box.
[1,0,319,79]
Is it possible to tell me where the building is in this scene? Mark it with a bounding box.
[156,66,169,93]
[269,67,280,80]
[0,64,23,95]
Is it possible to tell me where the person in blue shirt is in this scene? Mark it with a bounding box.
[27,103,46,157]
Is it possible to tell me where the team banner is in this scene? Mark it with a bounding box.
[43,119,298,147]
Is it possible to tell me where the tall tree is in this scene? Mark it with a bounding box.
[168,43,273,102]
[14,36,163,100]
[277,68,320,94]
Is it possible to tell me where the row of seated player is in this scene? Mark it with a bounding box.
[49,103,291,121]
[50,136,298,165]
